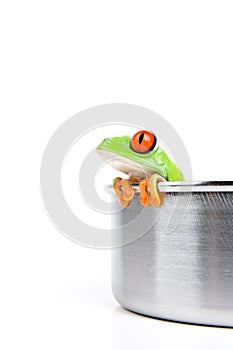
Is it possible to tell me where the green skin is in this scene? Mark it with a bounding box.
[97,135,184,182]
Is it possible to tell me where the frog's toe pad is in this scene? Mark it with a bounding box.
[113,177,135,208]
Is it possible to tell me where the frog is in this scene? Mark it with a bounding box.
[96,130,184,207]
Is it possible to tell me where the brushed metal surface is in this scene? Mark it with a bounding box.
[111,182,233,326]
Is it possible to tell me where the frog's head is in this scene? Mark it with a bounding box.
[97,130,167,180]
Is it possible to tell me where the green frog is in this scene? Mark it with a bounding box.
[97,130,184,207]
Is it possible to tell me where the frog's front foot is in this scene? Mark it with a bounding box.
[113,177,135,208]
[139,174,166,207]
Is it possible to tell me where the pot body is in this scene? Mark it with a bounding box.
[111,182,233,326]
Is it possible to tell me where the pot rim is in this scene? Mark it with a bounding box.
[105,181,233,193]
[158,181,233,193]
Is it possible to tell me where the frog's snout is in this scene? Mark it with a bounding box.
[96,137,111,151]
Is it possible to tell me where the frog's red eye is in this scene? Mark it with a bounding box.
[130,130,157,154]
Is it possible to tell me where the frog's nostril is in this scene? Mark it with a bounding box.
[104,138,110,142]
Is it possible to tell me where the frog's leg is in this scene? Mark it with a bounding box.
[113,177,135,208]
[150,174,166,206]
[139,174,166,207]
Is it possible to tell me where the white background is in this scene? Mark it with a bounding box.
[1,1,233,349]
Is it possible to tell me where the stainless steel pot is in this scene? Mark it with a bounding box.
[111,182,233,327]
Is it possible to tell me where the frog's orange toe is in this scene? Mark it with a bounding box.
[121,179,135,201]
[139,178,150,206]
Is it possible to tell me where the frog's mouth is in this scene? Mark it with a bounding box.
[97,149,154,180]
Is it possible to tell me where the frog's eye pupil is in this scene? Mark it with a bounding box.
[139,133,144,144]
[130,130,157,154]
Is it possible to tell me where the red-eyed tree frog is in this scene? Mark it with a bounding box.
[97,130,184,207]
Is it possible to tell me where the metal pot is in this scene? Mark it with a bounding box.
[111,181,233,327]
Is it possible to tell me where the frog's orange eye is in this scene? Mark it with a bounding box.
[130,130,157,154]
